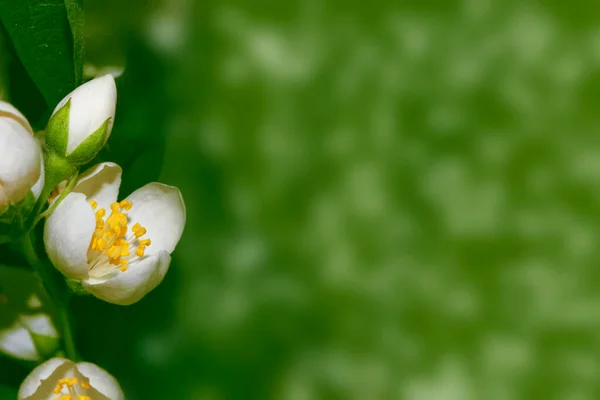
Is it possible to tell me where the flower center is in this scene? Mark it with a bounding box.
[52,376,92,400]
[87,199,151,277]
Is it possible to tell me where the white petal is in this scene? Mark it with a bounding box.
[44,193,95,280]
[0,119,41,207]
[52,75,117,154]
[18,357,71,399]
[77,362,125,400]
[20,313,59,337]
[83,250,171,305]
[0,320,38,361]
[0,101,33,134]
[72,162,122,211]
[30,151,44,200]
[22,359,105,400]
[125,183,186,254]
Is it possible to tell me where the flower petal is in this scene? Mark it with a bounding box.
[72,162,122,211]
[30,151,44,200]
[0,101,33,134]
[21,359,109,400]
[125,183,186,254]
[77,362,124,400]
[20,313,59,338]
[18,357,71,399]
[0,118,41,206]
[83,250,171,305]
[0,319,38,361]
[44,193,95,280]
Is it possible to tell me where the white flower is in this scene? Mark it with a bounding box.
[44,162,185,305]
[0,101,41,210]
[46,75,116,163]
[0,266,59,362]
[18,357,124,400]
[0,311,57,362]
[30,151,45,201]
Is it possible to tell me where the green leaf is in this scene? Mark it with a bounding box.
[0,26,47,128]
[0,0,75,108]
[0,383,17,399]
[64,0,84,86]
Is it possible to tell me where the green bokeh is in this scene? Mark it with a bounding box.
[5,0,600,398]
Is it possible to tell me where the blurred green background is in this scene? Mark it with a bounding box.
[6,0,600,398]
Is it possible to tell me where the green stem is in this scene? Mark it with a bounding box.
[19,232,78,361]
[57,302,77,361]
[35,170,79,225]
[20,232,61,302]
[27,152,77,229]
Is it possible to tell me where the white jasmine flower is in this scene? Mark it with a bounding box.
[44,162,185,305]
[46,75,116,164]
[0,101,41,210]
[0,267,59,362]
[18,357,124,400]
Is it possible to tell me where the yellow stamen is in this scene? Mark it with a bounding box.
[87,200,151,275]
[119,200,132,210]
[120,259,129,272]
[53,376,89,399]
[54,383,62,394]
[132,222,147,238]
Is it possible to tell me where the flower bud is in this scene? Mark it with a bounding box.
[18,357,124,400]
[0,268,59,362]
[45,74,117,165]
[0,101,41,212]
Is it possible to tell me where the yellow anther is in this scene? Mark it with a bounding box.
[132,222,147,238]
[80,381,90,389]
[79,397,92,400]
[54,383,62,394]
[119,200,132,210]
[57,396,72,400]
[88,198,152,274]
[106,245,119,259]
